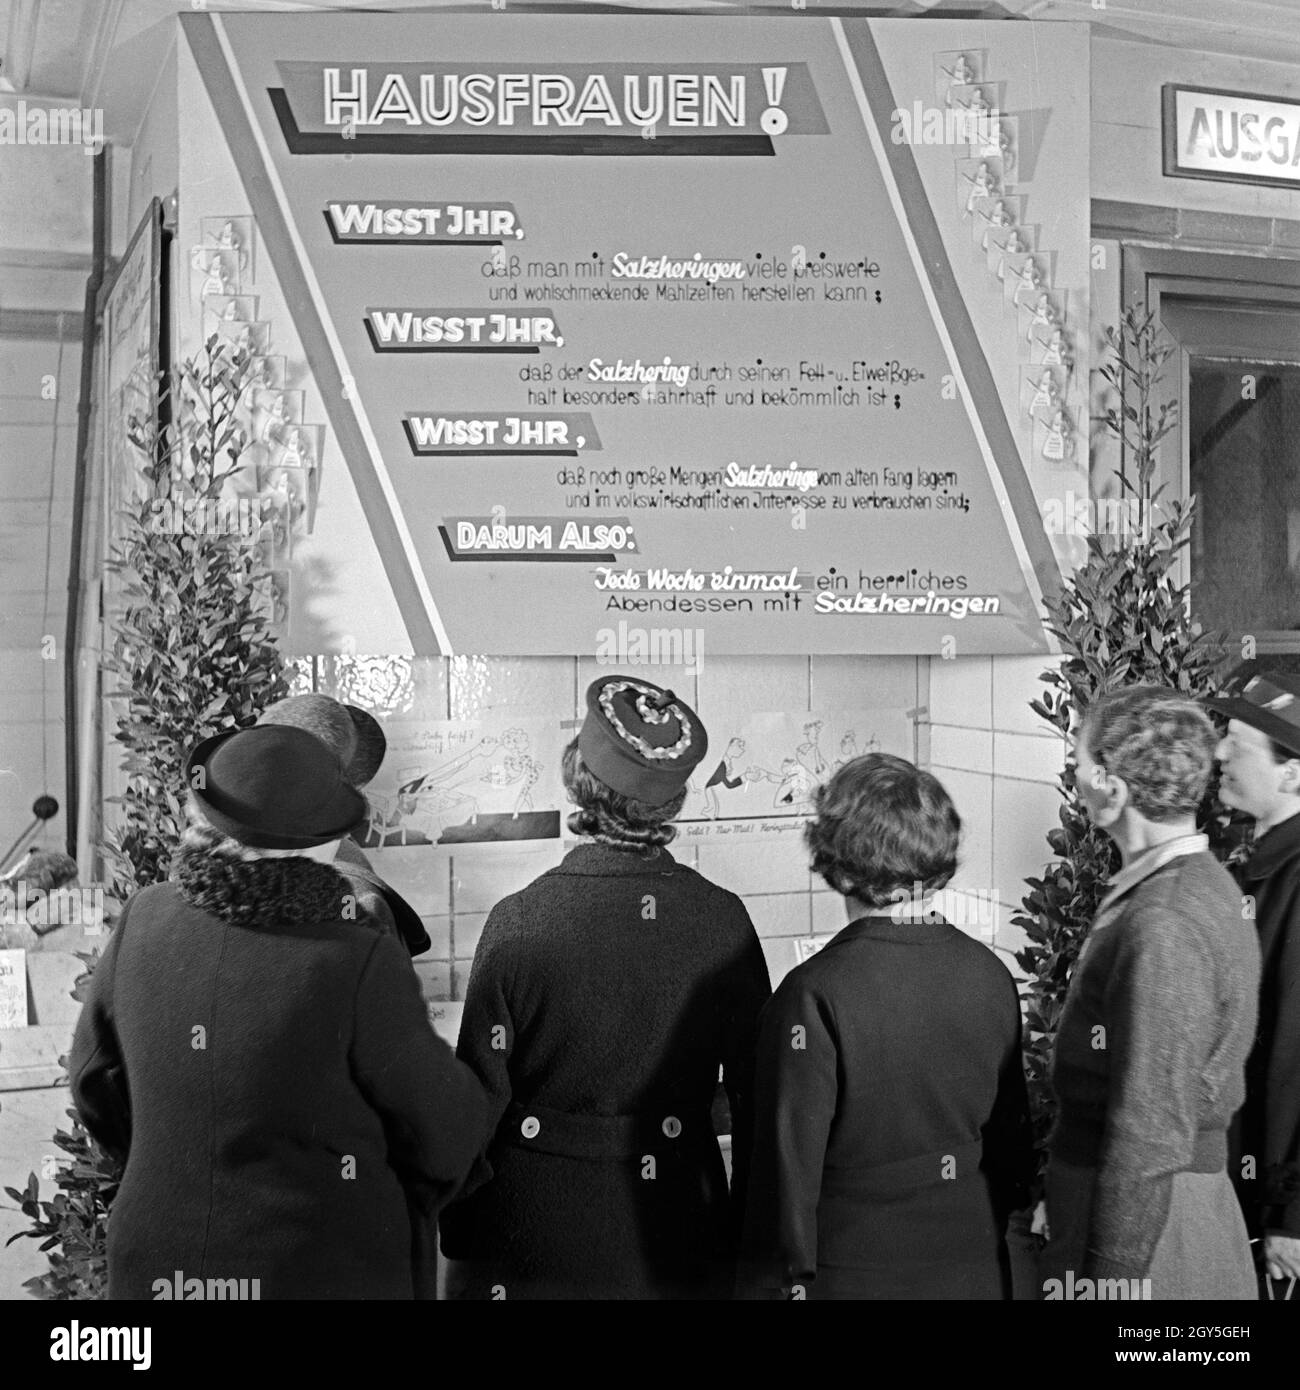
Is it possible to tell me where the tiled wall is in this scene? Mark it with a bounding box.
[312,651,1065,998]
[928,655,1067,975]
[315,654,939,998]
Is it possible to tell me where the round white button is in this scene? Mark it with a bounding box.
[520,1116,540,1139]
[662,1116,682,1139]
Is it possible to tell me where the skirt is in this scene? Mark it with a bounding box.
[1040,1159,1256,1300]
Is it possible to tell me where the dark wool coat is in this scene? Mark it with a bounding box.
[438,842,772,1300]
[336,837,432,957]
[737,915,1034,1301]
[69,842,490,1300]
[1231,812,1300,1236]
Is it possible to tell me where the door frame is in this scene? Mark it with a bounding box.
[1122,245,1300,652]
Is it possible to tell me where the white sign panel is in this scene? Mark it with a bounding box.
[1164,85,1300,188]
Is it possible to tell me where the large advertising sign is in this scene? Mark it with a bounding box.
[180,11,1089,656]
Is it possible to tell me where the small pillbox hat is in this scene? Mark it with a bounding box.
[579,676,708,806]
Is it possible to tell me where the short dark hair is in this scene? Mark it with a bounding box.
[1269,738,1300,765]
[805,753,960,906]
[561,738,685,852]
[1081,685,1216,821]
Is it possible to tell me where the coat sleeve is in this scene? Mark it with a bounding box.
[1087,910,1214,1280]
[1263,883,1300,1236]
[718,895,774,1248]
[980,968,1035,1222]
[349,928,491,1200]
[453,898,518,1125]
[737,976,838,1299]
[68,902,132,1162]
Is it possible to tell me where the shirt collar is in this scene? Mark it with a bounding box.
[1096,832,1208,915]
[1240,806,1300,880]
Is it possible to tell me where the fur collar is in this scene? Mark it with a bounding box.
[173,826,352,927]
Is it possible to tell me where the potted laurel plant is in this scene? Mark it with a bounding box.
[4,338,291,1297]
[1012,306,1240,1164]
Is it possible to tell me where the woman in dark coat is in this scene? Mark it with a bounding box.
[439,676,772,1299]
[69,725,491,1300]
[738,753,1034,1300]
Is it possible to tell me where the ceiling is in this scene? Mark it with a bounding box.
[3,0,1300,144]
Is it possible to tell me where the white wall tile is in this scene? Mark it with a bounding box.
[993,730,1066,785]
[363,847,451,916]
[695,656,810,724]
[811,891,850,938]
[992,656,1053,736]
[930,725,994,776]
[928,656,993,729]
[810,655,919,715]
[696,838,812,898]
[991,776,1066,912]
[420,915,451,961]
[452,911,487,959]
[742,893,811,939]
[930,768,994,893]
[415,960,451,1003]
[451,843,563,914]
[452,959,476,1002]
[759,936,803,990]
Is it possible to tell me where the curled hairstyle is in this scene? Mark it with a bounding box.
[561,738,685,852]
[1081,685,1216,822]
[805,752,960,906]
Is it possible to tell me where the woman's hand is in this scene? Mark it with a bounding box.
[1264,1232,1300,1282]
[1030,1198,1050,1243]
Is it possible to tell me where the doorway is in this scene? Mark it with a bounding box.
[1124,247,1300,655]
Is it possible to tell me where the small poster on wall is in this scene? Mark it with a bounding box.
[358,718,563,848]
[0,949,28,1029]
[674,708,914,845]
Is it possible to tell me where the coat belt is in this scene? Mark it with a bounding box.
[821,1139,986,1198]
[496,1100,715,1160]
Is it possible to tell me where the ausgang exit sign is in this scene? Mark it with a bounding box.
[1164,84,1300,189]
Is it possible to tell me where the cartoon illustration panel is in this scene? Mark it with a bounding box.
[674,708,914,845]
[359,717,563,848]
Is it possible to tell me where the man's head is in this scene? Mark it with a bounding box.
[1206,668,1300,826]
[1075,685,1216,835]
[1215,720,1300,823]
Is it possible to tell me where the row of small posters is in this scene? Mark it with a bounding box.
[360,708,912,850]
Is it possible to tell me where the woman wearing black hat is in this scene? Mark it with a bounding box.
[257,693,433,958]
[68,725,491,1300]
[439,677,772,1299]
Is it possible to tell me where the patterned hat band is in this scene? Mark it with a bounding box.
[598,680,694,761]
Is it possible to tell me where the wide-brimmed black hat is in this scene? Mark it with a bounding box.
[1205,666,1300,757]
[257,694,387,787]
[185,726,368,848]
[579,676,708,807]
